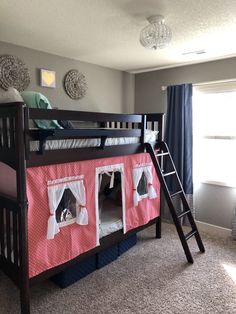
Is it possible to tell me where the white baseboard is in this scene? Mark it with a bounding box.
[196,220,232,237]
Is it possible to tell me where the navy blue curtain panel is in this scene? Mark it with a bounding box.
[165,83,193,194]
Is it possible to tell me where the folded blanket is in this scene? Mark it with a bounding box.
[21,91,62,129]
[58,119,74,129]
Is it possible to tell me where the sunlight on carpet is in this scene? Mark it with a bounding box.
[222,263,236,285]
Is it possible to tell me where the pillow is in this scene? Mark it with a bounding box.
[21,91,62,129]
[0,87,24,104]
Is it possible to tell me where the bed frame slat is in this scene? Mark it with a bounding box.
[9,117,15,148]
[0,207,5,257]
[27,144,143,167]
[2,118,8,148]
[29,108,143,123]
[13,212,18,266]
[6,210,11,262]
[0,118,2,148]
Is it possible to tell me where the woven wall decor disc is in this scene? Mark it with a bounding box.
[64,69,87,99]
[0,55,30,91]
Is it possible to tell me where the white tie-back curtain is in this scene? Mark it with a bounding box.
[47,176,88,240]
[98,171,115,190]
[133,164,158,207]
[69,180,88,225]
[133,167,143,206]
[143,166,157,199]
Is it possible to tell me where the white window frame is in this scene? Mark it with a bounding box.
[193,84,236,188]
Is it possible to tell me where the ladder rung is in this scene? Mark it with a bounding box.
[163,171,176,177]
[185,230,198,241]
[156,152,169,157]
[178,209,191,219]
[170,190,183,198]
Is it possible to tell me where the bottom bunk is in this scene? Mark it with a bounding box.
[0,152,161,281]
[31,158,160,286]
[24,152,160,279]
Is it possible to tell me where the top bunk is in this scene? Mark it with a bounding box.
[0,101,165,168]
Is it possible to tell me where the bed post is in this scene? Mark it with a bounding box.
[156,113,165,239]
[141,114,146,145]
[16,104,30,314]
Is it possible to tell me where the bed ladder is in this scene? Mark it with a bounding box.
[145,141,205,263]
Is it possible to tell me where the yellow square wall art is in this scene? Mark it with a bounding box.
[40,69,56,88]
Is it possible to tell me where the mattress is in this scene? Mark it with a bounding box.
[99,200,123,239]
[30,129,158,151]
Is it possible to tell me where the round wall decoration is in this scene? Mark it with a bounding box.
[64,69,87,99]
[0,55,30,92]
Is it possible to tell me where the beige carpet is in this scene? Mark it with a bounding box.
[0,223,236,314]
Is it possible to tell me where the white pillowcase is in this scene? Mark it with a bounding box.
[145,129,159,142]
[0,87,24,104]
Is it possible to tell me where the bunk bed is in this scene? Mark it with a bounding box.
[0,101,165,314]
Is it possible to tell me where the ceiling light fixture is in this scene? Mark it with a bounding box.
[140,15,172,50]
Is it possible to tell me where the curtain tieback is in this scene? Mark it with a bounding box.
[49,212,55,216]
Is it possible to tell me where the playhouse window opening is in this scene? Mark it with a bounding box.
[137,172,148,197]
[56,188,77,226]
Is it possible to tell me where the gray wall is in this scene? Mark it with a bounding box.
[0,41,135,113]
[135,58,236,229]
[135,57,236,113]
[194,184,236,229]
[123,72,135,113]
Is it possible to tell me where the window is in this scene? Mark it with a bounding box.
[132,164,157,207]
[47,175,88,239]
[193,85,236,187]
[56,188,77,227]
[137,172,148,197]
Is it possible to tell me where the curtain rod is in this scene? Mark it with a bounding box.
[161,78,236,91]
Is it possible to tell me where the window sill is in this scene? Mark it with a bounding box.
[199,180,236,188]
[58,218,76,227]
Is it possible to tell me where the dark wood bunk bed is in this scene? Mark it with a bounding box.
[0,102,166,314]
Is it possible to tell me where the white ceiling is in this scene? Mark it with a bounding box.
[1,0,236,73]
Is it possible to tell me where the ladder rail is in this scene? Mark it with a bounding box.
[145,141,205,263]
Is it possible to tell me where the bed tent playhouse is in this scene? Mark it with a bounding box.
[0,96,204,313]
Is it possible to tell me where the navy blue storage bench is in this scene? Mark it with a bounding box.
[118,234,137,256]
[51,254,97,288]
[51,234,137,288]
[96,243,119,269]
